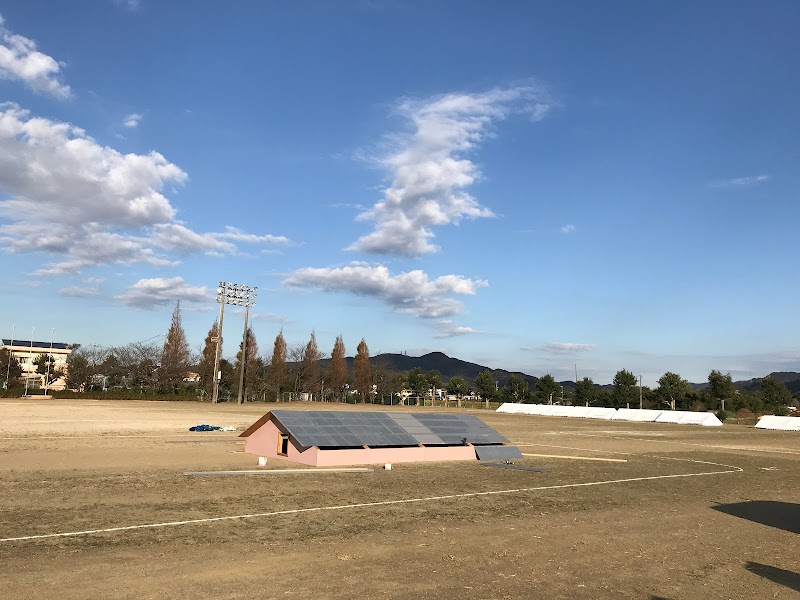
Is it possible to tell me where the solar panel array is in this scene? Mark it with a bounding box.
[270,410,509,448]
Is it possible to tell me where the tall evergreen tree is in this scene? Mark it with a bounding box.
[354,338,372,403]
[612,369,638,408]
[656,371,690,410]
[708,370,736,411]
[268,330,287,401]
[0,348,22,389]
[329,334,348,401]
[197,320,219,398]
[300,331,321,395]
[536,374,561,403]
[475,370,496,401]
[235,326,259,401]
[760,376,792,409]
[575,377,597,407]
[159,301,190,392]
[34,353,64,387]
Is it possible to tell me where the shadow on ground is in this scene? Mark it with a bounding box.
[711,501,799,534]
[746,562,800,593]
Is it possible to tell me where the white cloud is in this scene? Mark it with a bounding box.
[231,308,287,324]
[433,320,478,338]
[0,104,290,276]
[214,226,290,245]
[0,15,71,99]
[59,285,100,298]
[149,223,235,254]
[117,277,212,309]
[712,174,770,188]
[561,224,576,234]
[59,276,104,297]
[112,0,141,11]
[539,342,595,354]
[349,85,552,255]
[285,263,487,318]
[123,113,142,128]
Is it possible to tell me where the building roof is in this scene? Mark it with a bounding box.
[241,410,509,448]
[2,339,71,351]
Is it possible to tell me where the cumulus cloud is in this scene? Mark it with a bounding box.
[285,263,487,318]
[433,320,478,338]
[349,85,552,255]
[712,174,770,188]
[540,342,595,354]
[117,277,212,309]
[123,113,142,128]
[0,104,290,275]
[0,15,71,98]
[561,224,576,234]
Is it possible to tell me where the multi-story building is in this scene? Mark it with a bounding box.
[1,339,72,391]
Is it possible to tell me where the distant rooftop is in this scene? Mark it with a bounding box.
[2,339,71,351]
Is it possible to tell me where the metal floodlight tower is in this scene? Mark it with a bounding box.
[210,282,257,405]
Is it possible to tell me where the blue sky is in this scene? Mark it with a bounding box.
[1,1,798,385]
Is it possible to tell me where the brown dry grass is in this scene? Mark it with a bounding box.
[0,399,798,600]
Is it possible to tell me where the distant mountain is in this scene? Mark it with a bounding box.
[730,372,800,395]
[318,351,548,389]
[317,353,798,395]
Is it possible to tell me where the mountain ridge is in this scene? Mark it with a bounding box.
[319,351,799,391]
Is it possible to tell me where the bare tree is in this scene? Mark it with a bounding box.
[197,320,219,399]
[235,326,259,401]
[128,342,161,393]
[267,330,288,401]
[288,343,304,396]
[159,301,190,392]
[354,338,372,404]
[329,334,348,401]
[300,332,321,397]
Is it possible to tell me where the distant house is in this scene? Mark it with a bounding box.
[2,338,72,391]
[182,372,201,384]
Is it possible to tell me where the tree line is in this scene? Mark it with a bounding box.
[35,303,378,402]
[482,368,794,417]
[3,302,794,417]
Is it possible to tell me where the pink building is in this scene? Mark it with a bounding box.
[240,410,521,467]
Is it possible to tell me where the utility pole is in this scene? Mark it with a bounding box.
[4,324,14,390]
[211,282,227,405]
[44,328,54,395]
[23,327,34,396]
[639,374,643,410]
[235,285,256,405]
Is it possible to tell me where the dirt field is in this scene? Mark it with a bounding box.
[0,399,797,600]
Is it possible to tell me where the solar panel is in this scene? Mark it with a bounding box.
[475,445,523,461]
[270,410,511,449]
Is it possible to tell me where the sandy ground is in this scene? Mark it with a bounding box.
[0,399,797,600]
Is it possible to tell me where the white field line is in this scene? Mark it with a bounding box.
[0,457,742,543]
[521,453,627,463]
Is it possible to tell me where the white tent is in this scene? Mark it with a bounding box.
[612,408,664,422]
[755,415,800,431]
[655,411,723,427]
[585,407,617,420]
